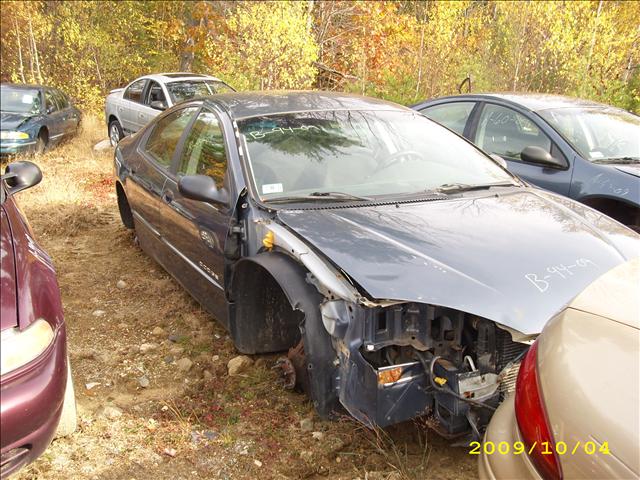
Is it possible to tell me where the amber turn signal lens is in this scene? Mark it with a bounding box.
[378,367,403,385]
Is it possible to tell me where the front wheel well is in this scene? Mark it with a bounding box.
[581,196,639,230]
[38,126,49,143]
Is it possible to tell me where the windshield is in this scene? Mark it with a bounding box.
[539,107,640,163]
[238,110,514,202]
[0,86,42,114]
[166,80,234,103]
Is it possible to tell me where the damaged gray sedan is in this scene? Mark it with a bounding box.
[113,91,639,438]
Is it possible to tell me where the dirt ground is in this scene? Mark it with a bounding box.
[9,117,477,480]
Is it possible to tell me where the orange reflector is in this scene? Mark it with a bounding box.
[378,367,403,385]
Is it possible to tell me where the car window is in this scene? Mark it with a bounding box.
[52,89,68,109]
[475,104,551,161]
[44,89,59,113]
[144,107,198,168]
[238,110,514,201]
[419,102,475,135]
[0,86,42,114]
[177,110,227,188]
[124,79,146,103]
[145,81,167,108]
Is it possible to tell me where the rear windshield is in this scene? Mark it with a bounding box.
[0,86,42,114]
[166,80,235,104]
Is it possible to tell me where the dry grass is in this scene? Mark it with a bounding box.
[7,124,478,480]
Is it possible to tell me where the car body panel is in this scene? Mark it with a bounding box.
[0,206,18,330]
[412,94,640,220]
[0,83,81,155]
[277,188,638,335]
[480,258,640,479]
[0,173,68,477]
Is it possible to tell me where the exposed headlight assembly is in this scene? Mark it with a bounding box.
[0,131,30,140]
[0,319,55,376]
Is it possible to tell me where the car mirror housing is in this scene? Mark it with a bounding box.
[521,146,566,169]
[1,161,43,196]
[150,100,167,111]
[178,174,228,206]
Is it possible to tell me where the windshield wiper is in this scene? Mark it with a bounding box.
[434,182,517,194]
[592,156,639,165]
[265,191,373,204]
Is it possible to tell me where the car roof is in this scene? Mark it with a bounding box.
[139,73,224,84]
[203,90,410,120]
[0,82,45,91]
[415,92,613,113]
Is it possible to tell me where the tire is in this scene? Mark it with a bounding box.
[35,131,47,155]
[109,120,124,147]
[55,358,77,438]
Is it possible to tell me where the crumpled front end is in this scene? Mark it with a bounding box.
[320,299,528,436]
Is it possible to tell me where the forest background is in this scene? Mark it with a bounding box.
[1,0,639,114]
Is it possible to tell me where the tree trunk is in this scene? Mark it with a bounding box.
[14,18,26,83]
[28,17,43,84]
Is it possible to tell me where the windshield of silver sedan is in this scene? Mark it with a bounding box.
[539,107,640,163]
[238,110,515,202]
[166,80,234,103]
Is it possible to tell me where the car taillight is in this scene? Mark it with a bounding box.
[514,341,562,480]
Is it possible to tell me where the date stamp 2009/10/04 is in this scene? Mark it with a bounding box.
[469,441,611,456]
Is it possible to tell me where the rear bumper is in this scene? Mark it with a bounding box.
[0,324,67,477]
[478,394,542,480]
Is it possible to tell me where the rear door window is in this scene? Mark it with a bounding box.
[419,102,476,136]
[124,79,147,103]
[144,107,198,169]
[475,104,552,161]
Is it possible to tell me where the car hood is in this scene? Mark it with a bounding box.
[0,112,32,130]
[1,206,18,330]
[614,164,640,178]
[277,188,639,335]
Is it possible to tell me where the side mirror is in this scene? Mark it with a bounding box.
[178,175,228,205]
[150,100,167,111]
[2,161,43,196]
[489,154,508,169]
[521,146,566,169]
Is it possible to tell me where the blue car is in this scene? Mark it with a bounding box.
[412,94,640,230]
[0,83,81,155]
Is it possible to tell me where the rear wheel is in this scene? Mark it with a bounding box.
[109,120,123,147]
[55,359,77,437]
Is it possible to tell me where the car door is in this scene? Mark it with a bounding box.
[52,89,78,135]
[160,107,233,321]
[43,88,64,142]
[417,101,478,137]
[471,103,572,195]
[126,106,199,270]
[120,79,147,133]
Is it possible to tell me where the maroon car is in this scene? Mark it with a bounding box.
[0,161,76,477]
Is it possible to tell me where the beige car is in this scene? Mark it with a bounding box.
[479,258,640,480]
